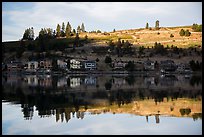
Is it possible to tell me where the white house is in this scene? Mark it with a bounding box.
[25,61,39,72]
[70,59,82,70]
[57,59,67,70]
[84,60,96,70]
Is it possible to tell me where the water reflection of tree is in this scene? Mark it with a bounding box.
[125,75,135,86]
[2,75,202,122]
[190,75,202,87]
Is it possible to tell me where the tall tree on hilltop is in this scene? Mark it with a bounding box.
[65,22,72,38]
[155,20,160,30]
[81,23,85,32]
[146,22,149,29]
[22,27,34,40]
[61,22,65,37]
[77,25,81,33]
[56,24,61,37]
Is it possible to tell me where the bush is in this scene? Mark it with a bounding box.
[105,56,112,63]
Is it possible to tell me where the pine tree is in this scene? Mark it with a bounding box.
[65,22,72,38]
[56,24,61,37]
[146,23,149,29]
[77,25,81,33]
[81,23,85,32]
[155,20,159,30]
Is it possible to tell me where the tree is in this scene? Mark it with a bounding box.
[105,56,112,63]
[73,33,79,49]
[113,29,116,32]
[192,23,202,32]
[170,34,174,38]
[61,22,65,37]
[155,20,160,30]
[179,29,185,36]
[185,29,191,36]
[81,23,85,32]
[77,25,81,33]
[125,61,135,71]
[146,22,149,29]
[22,27,34,40]
[56,24,61,37]
[65,22,72,38]
[72,29,76,35]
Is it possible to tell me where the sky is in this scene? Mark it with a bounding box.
[2,2,202,42]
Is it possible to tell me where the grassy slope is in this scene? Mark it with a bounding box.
[3,25,202,50]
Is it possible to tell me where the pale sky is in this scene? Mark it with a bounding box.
[2,2,202,42]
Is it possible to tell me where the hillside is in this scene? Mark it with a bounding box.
[80,26,202,48]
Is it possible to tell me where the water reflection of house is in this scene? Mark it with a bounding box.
[24,75,38,86]
[112,77,126,87]
[57,77,68,87]
[38,76,52,87]
[143,59,155,71]
[84,76,96,85]
[70,77,81,88]
[160,75,177,86]
[144,77,155,86]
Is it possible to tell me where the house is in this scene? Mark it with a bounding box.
[57,59,68,70]
[7,61,23,71]
[24,61,39,73]
[176,63,192,74]
[160,60,177,73]
[84,60,97,70]
[112,60,127,70]
[70,59,82,70]
[143,59,155,71]
[39,59,52,70]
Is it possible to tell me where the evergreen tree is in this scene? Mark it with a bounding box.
[77,25,81,33]
[65,22,72,38]
[146,22,149,29]
[81,23,85,32]
[61,22,65,37]
[155,20,159,30]
[56,24,61,37]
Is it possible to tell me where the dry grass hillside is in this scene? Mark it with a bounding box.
[80,26,202,48]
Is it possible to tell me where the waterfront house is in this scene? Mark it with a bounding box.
[84,60,97,70]
[176,63,192,74]
[7,61,23,71]
[25,61,39,73]
[70,59,82,70]
[112,60,127,70]
[160,60,177,73]
[57,59,68,70]
[143,59,155,71]
[39,59,52,70]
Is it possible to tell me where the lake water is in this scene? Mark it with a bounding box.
[2,73,202,135]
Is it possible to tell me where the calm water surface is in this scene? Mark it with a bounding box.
[2,73,202,135]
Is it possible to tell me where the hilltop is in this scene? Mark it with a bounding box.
[79,25,202,48]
